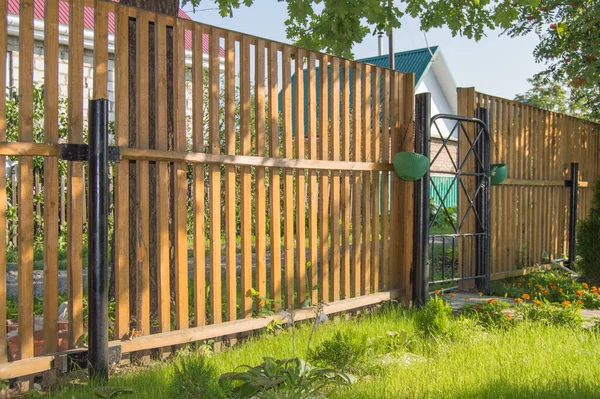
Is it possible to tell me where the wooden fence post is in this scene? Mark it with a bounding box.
[390,72,415,303]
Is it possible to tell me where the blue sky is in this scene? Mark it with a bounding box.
[184,1,546,100]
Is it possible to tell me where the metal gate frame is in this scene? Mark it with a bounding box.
[413,93,492,305]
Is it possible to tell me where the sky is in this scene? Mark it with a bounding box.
[183,1,547,100]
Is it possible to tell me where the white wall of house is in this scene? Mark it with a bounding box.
[415,69,457,141]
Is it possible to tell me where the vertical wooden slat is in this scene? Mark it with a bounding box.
[240,36,252,318]
[174,20,189,330]
[396,73,415,297]
[18,0,35,359]
[389,73,403,290]
[192,24,206,327]
[361,65,371,295]
[255,39,267,310]
[209,28,222,324]
[371,68,381,292]
[352,63,362,297]
[135,10,150,336]
[224,32,236,321]
[282,46,295,309]
[43,0,59,355]
[330,57,341,302]
[94,2,108,98]
[381,70,390,290]
[307,53,318,305]
[0,0,7,363]
[114,5,130,340]
[67,0,84,348]
[295,48,307,306]
[319,55,330,302]
[341,60,351,299]
[268,43,282,310]
[155,14,170,332]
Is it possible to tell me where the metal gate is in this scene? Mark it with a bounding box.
[413,93,492,304]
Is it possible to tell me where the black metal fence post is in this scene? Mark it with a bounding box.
[475,107,491,294]
[566,162,579,267]
[413,93,431,306]
[88,99,109,381]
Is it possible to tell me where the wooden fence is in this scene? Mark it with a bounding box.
[458,88,600,279]
[0,0,415,378]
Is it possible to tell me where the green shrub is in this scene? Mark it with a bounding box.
[309,330,367,372]
[169,354,228,399]
[414,295,453,336]
[577,176,600,285]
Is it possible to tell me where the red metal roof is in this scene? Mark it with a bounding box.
[7,0,222,54]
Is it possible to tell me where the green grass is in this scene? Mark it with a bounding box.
[44,302,600,399]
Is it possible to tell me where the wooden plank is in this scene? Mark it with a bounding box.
[154,14,170,333]
[67,0,84,349]
[295,48,307,307]
[371,68,381,292]
[361,65,371,295]
[255,39,267,311]
[282,46,295,309]
[224,32,236,322]
[0,356,56,380]
[341,60,351,299]
[135,10,150,337]
[119,148,394,171]
[191,24,206,327]
[319,54,330,302]
[352,63,362,297]
[330,57,341,302]
[0,0,6,363]
[43,0,60,355]
[94,1,108,99]
[114,5,130,340]
[18,0,34,360]
[381,70,390,290]
[268,42,282,311]
[174,20,189,330]
[307,52,318,305]
[209,28,222,324]
[398,74,415,297]
[116,288,402,354]
[240,36,252,318]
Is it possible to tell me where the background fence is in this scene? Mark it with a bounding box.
[458,88,599,279]
[0,0,415,376]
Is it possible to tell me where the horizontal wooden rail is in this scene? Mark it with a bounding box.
[0,289,401,379]
[502,178,594,188]
[0,143,394,172]
[490,263,557,281]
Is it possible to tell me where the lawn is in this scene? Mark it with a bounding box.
[44,292,600,399]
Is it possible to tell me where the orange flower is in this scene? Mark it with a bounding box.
[475,305,482,312]
[521,293,531,300]
[434,289,441,295]
[576,290,584,296]
[487,298,496,305]
[450,293,456,298]
[534,300,542,307]
[561,300,571,307]
[506,313,513,320]
[543,290,549,295]
[527,283,532,287]
[548,283,556,288]
[514,298,523,303]
[559,288,564,293]
[592,286,597,292]
[583,283,589,289]
[577,300,584,306]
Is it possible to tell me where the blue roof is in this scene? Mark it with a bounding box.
[282,46,439,135]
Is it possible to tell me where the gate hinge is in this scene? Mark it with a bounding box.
[58,144,121,163]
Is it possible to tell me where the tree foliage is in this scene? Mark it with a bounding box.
[514,75,592,118]
[182,0,539,59]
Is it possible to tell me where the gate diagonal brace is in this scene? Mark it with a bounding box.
[58,143,121,163]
